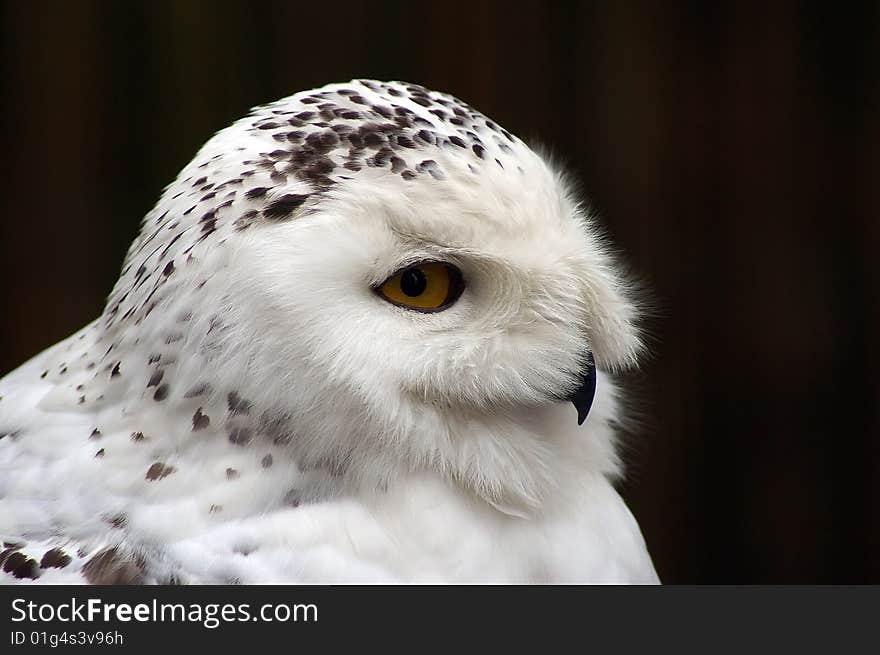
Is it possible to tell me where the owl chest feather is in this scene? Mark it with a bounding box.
[1,329,656,584]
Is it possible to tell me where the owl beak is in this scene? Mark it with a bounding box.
[567,352,597,426]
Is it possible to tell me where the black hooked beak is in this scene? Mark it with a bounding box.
[567,352,597,426]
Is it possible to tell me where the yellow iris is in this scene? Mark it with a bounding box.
[377,262,463,312]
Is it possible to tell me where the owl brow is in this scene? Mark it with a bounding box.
[387,223,468,254]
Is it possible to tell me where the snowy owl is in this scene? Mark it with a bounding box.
[0,80,658,584]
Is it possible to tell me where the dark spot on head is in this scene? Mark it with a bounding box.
[192,408,210,431]
[0,546,20,568]
[110,362,121,378]
[105,513,127,529]
[2,552,39,579]
[306,131,339,153]
[90,428,102,439]
[184,383,212,399]
[147,370,164,388]
[95,448,105,458]
[146,462,175,480]
[82,547,145,584]
[346,131,365,149]
[40,548,72,569]
[390,156,407,173]
[226,468,239,480]
[229,427,253,446]
[261,454,273,469]
[153,384,169,401]
[131,431,146,442]
[227,392,252,416]
[245,187,269,199]
[362,131,385,148]
[263,194,309,220]
[417,159,445,180]
[258,412,292,444]
[162,260,175,277]
[472,144,485,158]
[371,147,393,167]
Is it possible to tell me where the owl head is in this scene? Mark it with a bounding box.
[100,80,643,515]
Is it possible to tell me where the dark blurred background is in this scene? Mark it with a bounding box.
[2,1,877,583]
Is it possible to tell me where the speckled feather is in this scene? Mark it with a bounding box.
[0,80,657,584]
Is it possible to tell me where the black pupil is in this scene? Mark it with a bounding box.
[400,268,428,297]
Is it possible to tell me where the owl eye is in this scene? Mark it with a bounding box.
[376,261,464,312]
